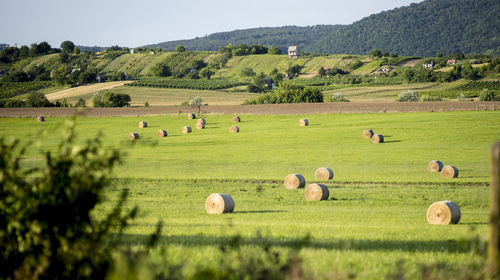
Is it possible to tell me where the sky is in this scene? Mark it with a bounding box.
[1,0,423,48]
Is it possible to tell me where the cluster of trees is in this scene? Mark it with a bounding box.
[317,67,347,78]
[90,91,131,107]
[0,41,60,64]
[243,84,323,104]
[402,61,499,83]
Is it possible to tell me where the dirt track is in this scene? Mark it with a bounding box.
[0,102,499,118]
[45,81,133,101]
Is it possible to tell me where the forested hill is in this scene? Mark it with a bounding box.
[147,25,338,55]
[148,0,500,56]
[309,0,500,56]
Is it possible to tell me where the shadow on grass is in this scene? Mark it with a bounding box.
[205,127,220,129]
[384,140,402,143]
[233,210,287,214]
[112,233,475,253]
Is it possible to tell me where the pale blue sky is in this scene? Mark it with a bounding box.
[1,0,423,48]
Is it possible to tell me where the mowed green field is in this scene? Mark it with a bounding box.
[1,111,499,278]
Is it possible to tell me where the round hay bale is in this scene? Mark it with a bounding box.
[284,174,306,189]
[37,116,45,122]
[230,126,239,133]
[232,116,240,122]
[427,200,461,224]
[182,126,192,134]
[371,134,384,143]
[157,129,168,137]
[362,129,374,139]
[128,132,139,140]
[305,183,329,201]
[441,165,459,178]
[205,193,235,214]
[138,121,148,128]
[299,119,309,126]
[315,167,334,180]
[197,118,206,125]
[187,113,196,119]
[427,160,444,173]
[196,122,205,129]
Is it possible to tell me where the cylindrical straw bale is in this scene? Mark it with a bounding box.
[232,116,241,122]
[138,121,148,128]
[129,132,139,140]
[284,174,306,189]
[187,113,196,119]
[305,183,329,201]
[196,122,205,129]
[371,134,384,143]
[197,118,206,125]
[37,116,45,122]
[441,165,459,178]
[362,129,374,139]
[299,119,309,126]
[205,193,235,214]
[427,200,461,224]
[315,167,334,180]
[427,160,444,172]
[182,126,192,134]
[157,130,168,137]
[230,126,239,133]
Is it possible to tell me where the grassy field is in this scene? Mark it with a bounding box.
[1,111,498,278]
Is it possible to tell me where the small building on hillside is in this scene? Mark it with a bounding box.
[264,78,274,90]
[447,59,456,65]
[288,46,298,58]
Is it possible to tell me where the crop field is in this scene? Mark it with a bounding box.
[57,85,257,106]
[1,111,499,279]
[323,82,463,102]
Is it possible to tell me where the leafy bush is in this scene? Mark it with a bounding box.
[395,90,419,102]
[243,84,323,104]
[479,89,496,101]
[457,93,467,101]
[76,98,86,107]
[26,91,53,107]
[241,67,256,77]
[0,120,138,279]
[331,92,350,102]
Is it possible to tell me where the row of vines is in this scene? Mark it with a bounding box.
[127,78,244,90]
[0,81,53,99]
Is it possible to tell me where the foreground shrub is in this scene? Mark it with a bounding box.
[395,90,419,102]
[0,120,138,279]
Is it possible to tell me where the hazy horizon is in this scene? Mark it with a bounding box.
[1,0,423,48]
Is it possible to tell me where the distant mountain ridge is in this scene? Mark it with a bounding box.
[148,0,500,56]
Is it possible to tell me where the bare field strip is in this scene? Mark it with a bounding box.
[1,101,499,117]
[45,81,133,101]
